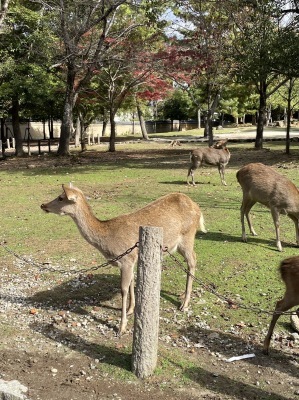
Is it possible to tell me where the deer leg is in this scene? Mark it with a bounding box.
[187,167,194,185]
[187,164,199,186]
[119,265,134,335]
[126,279,135,316]
[270,208,282,251]
[241,198,257,242]
[289,215,299,247]
[218,163,227,186]
[177,242,196,311]
[263,297,296,354]
[263,309,281,355]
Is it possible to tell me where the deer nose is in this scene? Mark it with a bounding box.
[41,204,49,212]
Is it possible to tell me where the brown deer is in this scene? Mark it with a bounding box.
[263,255,299,354]
[41,184,206,335]
[187,139,230,186]
[236,162,299,252]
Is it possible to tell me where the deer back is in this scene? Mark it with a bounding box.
[237,163,299,211]
[103,192,202,251]
[191,147,230,165]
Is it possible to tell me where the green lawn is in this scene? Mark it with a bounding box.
[0,135,299,397]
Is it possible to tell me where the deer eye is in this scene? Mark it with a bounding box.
[58,196,64,201]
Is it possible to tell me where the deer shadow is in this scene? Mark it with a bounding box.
[199,230,297,251]
[27,273,123,328]
[179,325,299,399]
[30,321,132,370]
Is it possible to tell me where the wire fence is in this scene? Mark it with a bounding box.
[1,240,297,317]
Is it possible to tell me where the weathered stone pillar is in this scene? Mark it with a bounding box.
[132,226,162,378]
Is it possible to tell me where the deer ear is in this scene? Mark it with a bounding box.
[62,184,78,202]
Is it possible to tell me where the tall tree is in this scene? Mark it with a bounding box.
[0,0,58,156]
[84,3,168,152]
[35,0,151,155]
[229,1,291,149]
[164,0,235,145]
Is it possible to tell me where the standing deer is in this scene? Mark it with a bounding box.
[236,162,299,252]
[187,139,230,186]
[263,255,299,354]
[41,184,206,335]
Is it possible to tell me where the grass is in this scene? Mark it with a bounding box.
[1,138,299,325]
[1,131,299,396]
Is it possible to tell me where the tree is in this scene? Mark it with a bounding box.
[229,0,295,149]
[162,0,235,145]
[33,0,136,155]
[161,88,195,121]
[0,0,59,156]
[0,0,9,28]
[37,0,170,155]
[85,4,168,152]
[218,83,258,125]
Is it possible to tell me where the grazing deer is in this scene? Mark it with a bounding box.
[263,255,299,354]
[170,140,181,147]
[236,162,299,252]
[187,139,230,186]
[41,184,206,335]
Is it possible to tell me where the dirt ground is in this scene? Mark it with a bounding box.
[0,143,299,400]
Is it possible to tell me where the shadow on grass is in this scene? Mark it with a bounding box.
[30,322,132,371]
[200,230,298,251]
[184,366,292,400]
[26,273,122,329]
[29,319,298,399]
[179,326,299,399]
[2,144,298,177]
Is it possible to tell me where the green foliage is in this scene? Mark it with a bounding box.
[161,88,196,120]
[219,83,259,120]
[0,0,63,118]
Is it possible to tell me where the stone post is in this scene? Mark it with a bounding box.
[132,226,162,378]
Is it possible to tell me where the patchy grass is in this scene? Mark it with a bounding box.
[0,137,299,399]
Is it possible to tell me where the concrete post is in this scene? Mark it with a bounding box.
[132,226,162,378]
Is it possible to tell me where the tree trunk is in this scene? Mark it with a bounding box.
[197,108,201,129]
[285,78,293,155]
[101,108,109,136]
[11,95,24,157]
[75,116,80,147]
[0,0,9,29]
[204,111,213,145]
[1,118,6,157]
[109,111,116,152]
[136,101,149,140]
[255,81,267,149]
[77,111,87,152]
[102,120,108,137]
[57,67,76,156]
[252,113,257,125]
[205,92,220,146]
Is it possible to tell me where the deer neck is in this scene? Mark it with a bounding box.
[71,202,104,248]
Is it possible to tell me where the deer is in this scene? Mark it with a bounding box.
[236,162,299,252]
[41,184,207,335]
[263,255,299,355]
[187,139,230,186]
